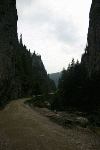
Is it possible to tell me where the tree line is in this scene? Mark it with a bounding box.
[16,34,56,97]
[0,34,56,109]
[51,47,100,116]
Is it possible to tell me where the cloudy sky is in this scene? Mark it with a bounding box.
[16,0,92,74]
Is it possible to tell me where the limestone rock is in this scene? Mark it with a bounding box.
[75,117,88,127]
[87,0,100,76]
[0,0,21,100]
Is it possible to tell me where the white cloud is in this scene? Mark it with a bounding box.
[16,0,92,73]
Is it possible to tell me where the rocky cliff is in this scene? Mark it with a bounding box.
[32,51,56,93]
[0,0,21,101]
[0,0,56,105]
[32,51,47,78]
[87,0,100,76]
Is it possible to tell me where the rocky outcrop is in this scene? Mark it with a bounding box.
[0,0,21,100]
[32,51,47,83]
[87,0,100,76]
[32,51,56,93]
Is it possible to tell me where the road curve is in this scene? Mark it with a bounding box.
[0,98,99,150]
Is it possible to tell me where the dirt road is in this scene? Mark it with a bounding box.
[0,98,100,150]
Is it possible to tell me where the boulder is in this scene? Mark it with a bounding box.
[75,117,88,127]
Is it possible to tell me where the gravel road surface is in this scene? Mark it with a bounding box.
[0,98,100,150]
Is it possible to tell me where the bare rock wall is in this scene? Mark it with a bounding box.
[87,0,100,76]
[0,0,21,100]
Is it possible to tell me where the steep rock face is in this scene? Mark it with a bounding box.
[87,0,100,76]
[32,51,56,93]
[0,0,21,100]
[32,52,48,92]
[32,52,47,79]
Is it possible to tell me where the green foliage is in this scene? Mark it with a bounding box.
[47,75,56,93]
[32,96,46,108]
[56,59,87,109]
[0,33,56,108]
[29,95,47,108]
[25,93,55,109]
[50,92,65,111]
[49,72,62,88]
[16,41,35,96]
[33,81,43,96]
[16,34,56,97]
[51,52,100,120]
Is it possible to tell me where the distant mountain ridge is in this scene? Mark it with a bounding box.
[49,72,62,88]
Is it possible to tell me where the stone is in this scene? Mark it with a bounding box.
[0,0,21,100]
[75,117,88,127]
[87,0,100,77]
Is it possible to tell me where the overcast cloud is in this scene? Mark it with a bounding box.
[16,0,92,74]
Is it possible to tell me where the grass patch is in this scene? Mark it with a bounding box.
[24,94,55,109]
[24,96,48,108]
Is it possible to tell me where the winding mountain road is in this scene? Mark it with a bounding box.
[0,98,99,150]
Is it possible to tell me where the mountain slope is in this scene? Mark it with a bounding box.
[49,72,62,88]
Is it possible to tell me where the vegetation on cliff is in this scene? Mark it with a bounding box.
[50,49,100,127]
[16,34,56,97]
[49,72,62,88]
[0,34,56,109]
